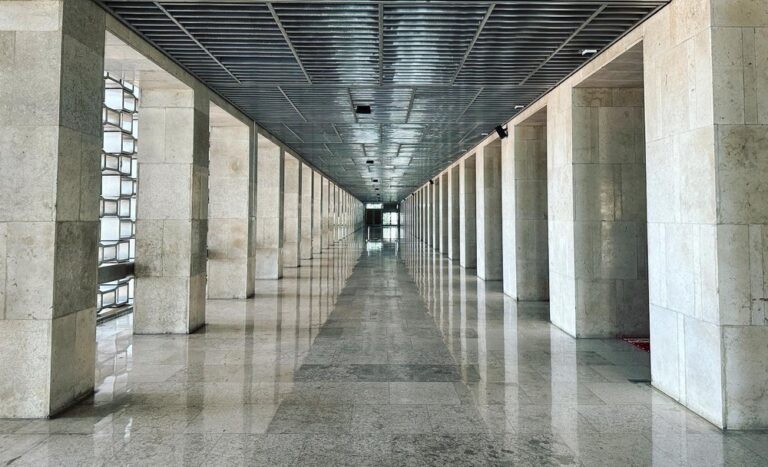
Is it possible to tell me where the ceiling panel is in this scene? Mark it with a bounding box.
[99,0,666,201]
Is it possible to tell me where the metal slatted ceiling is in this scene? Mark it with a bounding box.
[99,0,667,201]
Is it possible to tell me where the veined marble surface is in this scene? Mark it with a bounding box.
[0,228,765,466]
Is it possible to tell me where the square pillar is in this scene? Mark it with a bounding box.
[0,0,104,417]
[644,0,768,429]
[312,171,323,254]
[282,154,301,268]
[134,82,209,334]
[439,172,449,254]
[254,135,284,279]
[503,120,549,300]
[447,166,460,260]
[476,139,503,281]
[301,164,314,260]
[207,105,254,299]
[432,180,440,249]
[459,155,477,268]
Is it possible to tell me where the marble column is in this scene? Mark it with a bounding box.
[439,172,449,254]
[134,81,209,334]
[0,0,104,417]
[447,166,460,260]
[254,135,284,279]
[207,105,254,299]
[643,0,768,429]
[282,154,301,268]
[312,172,323,254]
[426,184,433,248]
[503,120,549,300]
[476,140,503,281]
[459,155,477,269]
[301,164,313,260]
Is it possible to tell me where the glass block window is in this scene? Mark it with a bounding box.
[97,73,139,319]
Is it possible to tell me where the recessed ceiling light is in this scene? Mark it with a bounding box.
[580,48,598,56]
[355,105,371,114]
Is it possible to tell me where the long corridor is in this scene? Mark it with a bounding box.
[1,231,767,466]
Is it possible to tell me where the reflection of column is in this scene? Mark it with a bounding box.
[207,106,254,298]
[300,165,314,260]
[459,155,477,268]
[135,82,210,334]
[0,0,105,417]
[254,135,284,279]
[282,155,301,268]
[476,281,488,405]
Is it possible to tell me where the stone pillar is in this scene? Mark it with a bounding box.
[301,164,313,260]
[0,0,104,417]
[459,155,477,268]
[439,172,449,254]
[426,184,433,248]
[330,184,338,242]
[312,171,323,254]
[475,140,503,281]
[207,105,254,299]
[282,154,301,268]
[254,135,284,279]
[447,166,460,260]
[134,82,209,334]
[503,120,549,300]
[644,0,768,429]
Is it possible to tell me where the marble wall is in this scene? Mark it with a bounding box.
[207,105,254,299]
[447,166,460,260]
[572,87,648,337]
[475,140,503,281]
[282,154,301,268]
[301,164,314,260]
[0,0,103,417]
[439,172,449,253]
[254,135,284,279]
[459,155,477,269]
[503,121,549,300]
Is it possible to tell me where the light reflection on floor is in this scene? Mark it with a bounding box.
[0,231,766,465]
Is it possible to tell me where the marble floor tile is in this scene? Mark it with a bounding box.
[3,233,767,466]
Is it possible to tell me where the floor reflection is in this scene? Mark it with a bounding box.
[1,232,767,466]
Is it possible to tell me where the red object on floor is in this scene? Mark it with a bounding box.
[621,337,650,353]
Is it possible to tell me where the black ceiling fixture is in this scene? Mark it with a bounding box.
[366,160,374,165]
[495,125,508,139]
[99,0,667,201]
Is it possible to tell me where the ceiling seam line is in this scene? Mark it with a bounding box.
[455,86,484,122]
[152,1,241,84]
[519,4,608,85]
[277,85,308,122]
[283,123,304,143]
[267,2,313,84]
[451,3,495,85]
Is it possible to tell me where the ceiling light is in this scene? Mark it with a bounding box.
[372,179,379,183]
[514,105,524,110]
[366,160,374,164]
[355,105,371,114]
[580,48,598,56]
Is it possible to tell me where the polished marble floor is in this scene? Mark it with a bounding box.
[1,228,767,466]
